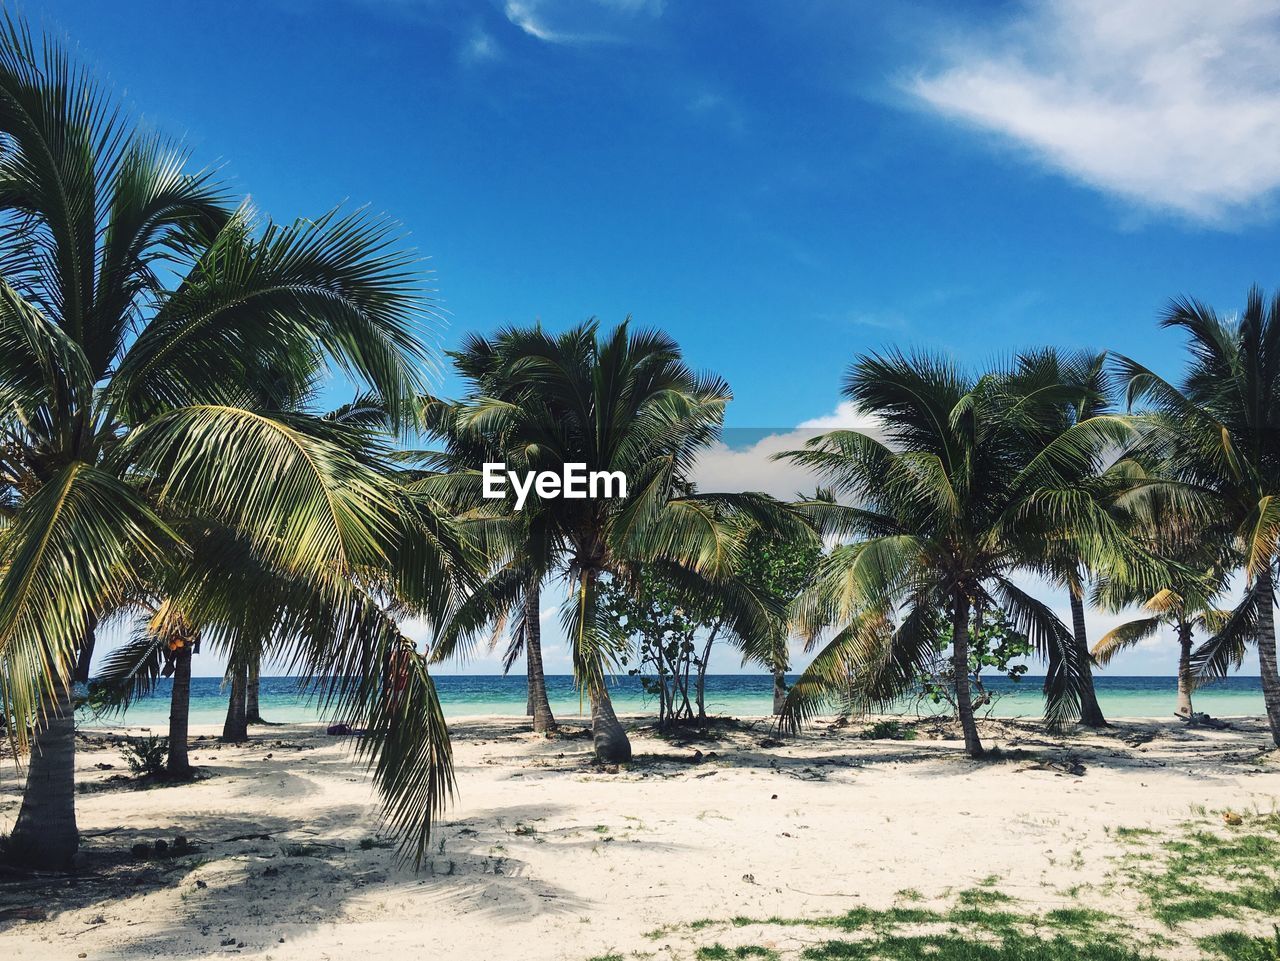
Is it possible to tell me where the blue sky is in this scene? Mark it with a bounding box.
[40,0,1280,676]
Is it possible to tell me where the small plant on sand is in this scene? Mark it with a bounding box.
[698,946,779,960]
[122,736,170,777]
[857,720,915,741]
[1201,926,1280,961]
[1116,810,1280,926]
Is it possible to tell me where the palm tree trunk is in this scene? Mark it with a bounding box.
[221,663,249,743]
[245,656,264,724]
[1175,619,1194,719]
[1069,590,1107,728]
[6,673,79,868]
[1255,568,1280,745]
[167,643,193,776]
[772,665,787,715]
[951,592,984,758]
[73,637,95,684]
[590,685,631,763]
[525,583,556,733]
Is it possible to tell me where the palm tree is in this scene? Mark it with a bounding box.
[1095,589,1228,719]
[433,320,807,762]
[778,351,1150,756]
[89,598,201,776]
[0,18,460,868]
[1089,457,1234,718]
[1116,287,1280,743]
[418,393,558,734]
[1012,348,1115,728]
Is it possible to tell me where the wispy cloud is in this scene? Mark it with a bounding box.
[460,26,501,64]
[909,0,1280,224]
[504,0,665,45]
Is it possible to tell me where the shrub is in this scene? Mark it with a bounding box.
[122,735,169,776]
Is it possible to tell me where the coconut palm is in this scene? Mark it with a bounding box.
[1095,587,1230,719]
[1090,458,1235,718]
[778,351,1152,756]
[0,18,460,868]
[88,597,201,776]
[417,392,558,733]
[431,320,809,762]
[1011,348,1115,728]
[1116,287,1280,743]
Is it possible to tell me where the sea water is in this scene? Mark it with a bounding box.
[79,674,1268,729]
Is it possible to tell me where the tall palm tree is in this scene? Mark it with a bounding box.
[0,18,461,868]
[1012,348,1115,728]
[1116,287,1280,744]
[417,393,558,734]
[778,351,1150,756]
[432,320,807,762]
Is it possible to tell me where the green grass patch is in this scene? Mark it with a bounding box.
[615,816,1280,961]
[797,932,1156,960]
[957,887,1014,906]
[1200,926,1280,961]
[697,945,780,960]
[1115,810,1280,927]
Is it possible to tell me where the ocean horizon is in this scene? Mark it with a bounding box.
[81,673,1270,728]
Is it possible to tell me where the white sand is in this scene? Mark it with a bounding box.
[1,714,1277,959]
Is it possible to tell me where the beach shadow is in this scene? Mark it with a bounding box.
[0,798,593,958]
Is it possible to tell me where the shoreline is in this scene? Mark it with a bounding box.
[4,714,1278,959]
[73,710,1271,737]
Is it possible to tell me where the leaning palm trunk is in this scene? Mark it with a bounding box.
[222,664,249,743]
[1255,569,1280,745]
[1175,620,1194,719]
[167,644,194,775]
[589,685,631,763]
[245,657,264,724]
[952,595,984,757]
[1069,591,1107,727]
[524,584,556,734]
[6,675,79,868]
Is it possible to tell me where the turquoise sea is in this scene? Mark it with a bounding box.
[80,674,1269,729]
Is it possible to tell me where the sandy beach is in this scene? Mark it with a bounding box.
[2,714,1277,960]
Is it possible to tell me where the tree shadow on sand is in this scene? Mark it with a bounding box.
[0,799,594,958]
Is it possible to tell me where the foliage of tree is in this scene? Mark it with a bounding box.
[736,528,821,712]
[0,17,468,869]
[430,320,814,762]
[778,350,1157,756]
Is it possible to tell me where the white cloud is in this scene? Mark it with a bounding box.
[798,401,881,431]
[910,0,1280,223]
[504,0,665,45]
[688,402,882,497]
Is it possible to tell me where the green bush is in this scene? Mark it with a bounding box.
[857,720,916,741]
[122,735,168,776]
